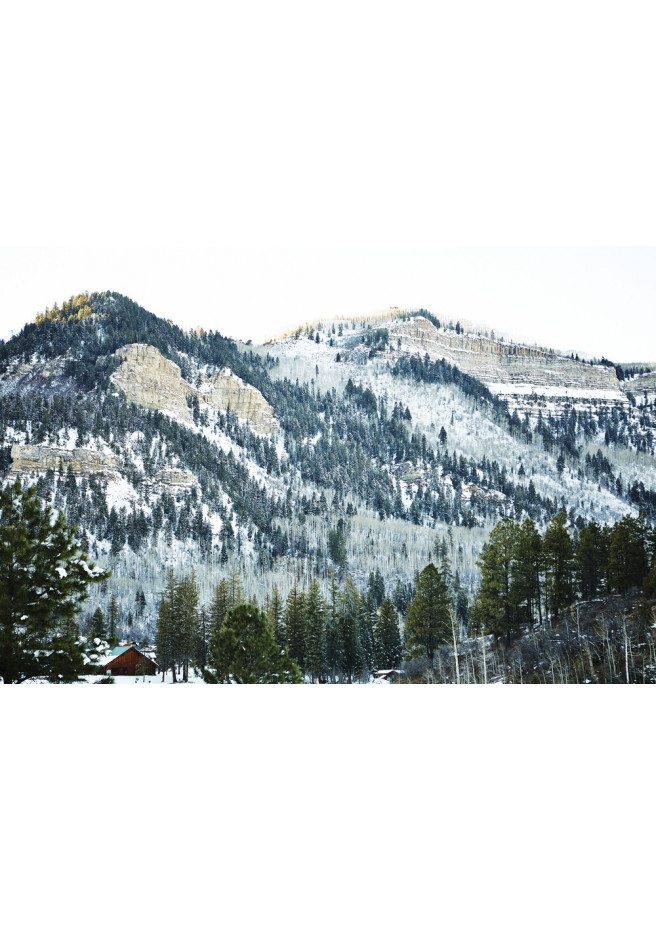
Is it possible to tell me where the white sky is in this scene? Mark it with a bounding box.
[0,246,654,361]
[1,3,655,365]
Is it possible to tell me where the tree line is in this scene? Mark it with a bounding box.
[471,512,656,645]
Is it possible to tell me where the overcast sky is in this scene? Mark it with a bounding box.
[0,246,654,362]
[2,5,655,368]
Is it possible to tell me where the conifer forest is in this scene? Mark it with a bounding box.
[1,292,655,683]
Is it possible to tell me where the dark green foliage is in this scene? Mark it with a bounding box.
[575,522,609,599]
[471,519,522,643]
[405,562,451,659]
[374,599,402,669]
[266,584,285,649]
[155,570,200,682]
[338,577,364,682]
[543,512,575,617]
[304,579,326,682]
[107,594,120,645]
[327,526,348,576]
[89,606,106,640]
[0,480,110,683]
[205,603,301,683]
[284,585,306,672]
[607,515,648,594]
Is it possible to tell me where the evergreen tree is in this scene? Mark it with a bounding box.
[155,570,177,681]
[0,480,110,683]
[513,518,544,625]
[209,578,230,633]
[327,526,348,578]
[325,569,343,681]
[197,606,210,673]
[359,597,375,677]
[470,519,522,643]
[374,598,402,669]
[543,512,574,617]
[175,570,200,682]
[607,515,648,594]
[285,585,307,674]
[405,562,452,658]
[227,567,245,611]
[90,606,106,640]
[205,603,302,683]
[304,578,326,682]
[575,521,608,599]
[338,576,364,682]
[106,594,120,645]
[267,584,285,649]
[154,570,199,682]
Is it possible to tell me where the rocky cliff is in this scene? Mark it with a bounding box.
[391,316,627,409]
[0,357,74,396]
[10,444,120,478]
[200,369,279,434]
[112,344,278,434]
[622,371,656,399]
[112,344,195,423]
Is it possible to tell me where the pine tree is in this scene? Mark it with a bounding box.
[607,515,648,594]
[338,577,363,682]
[197,606,210,673]
[285,585,307,674]
[471,519,523,643]
[374,598,402,669]
[209,579,230,633]
[304,578,326,682]
[206,603,302,683]
[175,570,200,682]
[107,594,120,645]
[155,570,177,682]
[325,569,343,681]
[405,562,452,658]
[0,480,110,683]
[327,526,348,578]
[543,512,574,617]
[267,584,285,649]
[227,567,245,611]
[575,521,608,599]
[90,606,106,640]
[513,518,544,626]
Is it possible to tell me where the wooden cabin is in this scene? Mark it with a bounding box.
[99,645,158,677]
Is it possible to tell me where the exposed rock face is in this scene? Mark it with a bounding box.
[200,369,278,434]
[0,357,74,396]
[622,371,656,398]
[392,317,627,408]
[153,466,199,490]
[111,344,278,434]
[10,444,120,478]
[112,344,194,423]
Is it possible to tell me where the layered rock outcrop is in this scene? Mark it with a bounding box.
[392,317,627,407]
[153,466,199,490]
[622,371,656,398]
[112,344,195,423]
[10,444,120,478]
[111,344,278,434]
[200,370,279,434]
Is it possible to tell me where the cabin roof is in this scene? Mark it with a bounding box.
[98,644,153,667]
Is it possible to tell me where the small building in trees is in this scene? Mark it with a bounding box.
[99,644,157,676]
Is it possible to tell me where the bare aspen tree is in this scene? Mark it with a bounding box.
[450,607,460,684]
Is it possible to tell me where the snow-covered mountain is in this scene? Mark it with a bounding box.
[1,293,654,641]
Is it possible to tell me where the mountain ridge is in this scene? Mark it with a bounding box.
[1,290,654,645]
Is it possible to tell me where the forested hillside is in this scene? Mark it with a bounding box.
[1,292,654,682]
